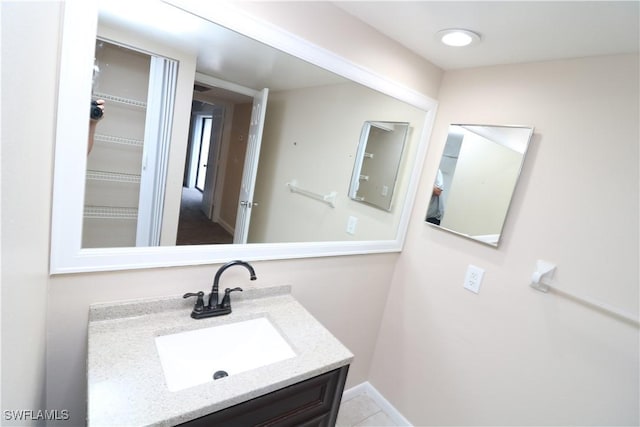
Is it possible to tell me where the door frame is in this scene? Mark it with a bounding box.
[233,87,268,244]
[194,115,212,192]
[194,73,264,242]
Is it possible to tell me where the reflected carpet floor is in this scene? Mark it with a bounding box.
[176,187,233,245]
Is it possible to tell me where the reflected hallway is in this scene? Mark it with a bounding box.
[176,187,233,245]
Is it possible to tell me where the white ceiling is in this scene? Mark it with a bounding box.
[99,1,639,92]
[98,1,347,92]
[334,1,640,70]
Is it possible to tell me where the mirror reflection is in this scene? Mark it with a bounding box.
[349,121,410,211]
[84,39,178,248]
[84,2,427,248]
[427,124,533,246]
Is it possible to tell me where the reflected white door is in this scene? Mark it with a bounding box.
[233,88,269,244]
[136,56,178,247]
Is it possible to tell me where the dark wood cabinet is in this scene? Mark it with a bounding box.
[177,365,349,427]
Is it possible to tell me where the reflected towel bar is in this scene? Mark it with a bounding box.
[286,180,337,208]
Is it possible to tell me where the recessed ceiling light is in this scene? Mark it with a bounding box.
[436,29,481,47]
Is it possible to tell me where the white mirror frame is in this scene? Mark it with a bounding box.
[50,0,437,274]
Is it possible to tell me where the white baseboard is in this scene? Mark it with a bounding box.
[342,381,413,426]
[216,217,235,235]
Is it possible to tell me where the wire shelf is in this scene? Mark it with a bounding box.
[93,92,147,108]
[94,134,144,147]
[86,170,141,184]
[84,206,138,220]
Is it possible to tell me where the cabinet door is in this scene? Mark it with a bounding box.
[178,365,349,427]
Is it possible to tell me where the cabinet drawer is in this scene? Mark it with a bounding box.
[178,365,349,427]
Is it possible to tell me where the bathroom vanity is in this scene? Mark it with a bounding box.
[87,286,353,426]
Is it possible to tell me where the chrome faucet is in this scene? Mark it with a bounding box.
[183,260,257,319]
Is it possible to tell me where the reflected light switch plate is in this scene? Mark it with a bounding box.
[463,265,484,294]
[346,216,358,235]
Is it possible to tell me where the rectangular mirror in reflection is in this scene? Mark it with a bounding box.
[349,121,409,211]
[426,124,533,246]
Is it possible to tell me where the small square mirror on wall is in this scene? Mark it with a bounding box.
[426,124,534,246]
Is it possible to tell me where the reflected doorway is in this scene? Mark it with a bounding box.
[195,116,212,191]
[176,81,255,245]
[176,187,233,245]
[177,98,230,245]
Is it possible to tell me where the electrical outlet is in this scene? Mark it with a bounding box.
[381,185,389,196]
[346,216,358,235]
[463,265,484,294]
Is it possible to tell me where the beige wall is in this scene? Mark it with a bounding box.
[1,2,443,426]
[1,2,62,424]
[369,54,639,426]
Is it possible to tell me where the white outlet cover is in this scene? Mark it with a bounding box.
[463,264,484,294]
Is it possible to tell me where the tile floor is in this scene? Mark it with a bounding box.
[337,393,398,427]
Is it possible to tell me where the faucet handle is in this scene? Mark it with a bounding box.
[183,291,205,313]
[220,287,243,309]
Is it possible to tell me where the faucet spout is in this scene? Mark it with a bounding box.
[209,260,257,309]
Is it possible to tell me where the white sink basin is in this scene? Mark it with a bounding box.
[155,317,296,392]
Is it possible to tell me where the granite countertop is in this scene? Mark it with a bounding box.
[87,285,353,426]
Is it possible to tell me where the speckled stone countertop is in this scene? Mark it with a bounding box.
[87,285,353,426]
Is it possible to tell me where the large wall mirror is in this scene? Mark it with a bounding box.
[50,0,437,273]
[426,124,533,247]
